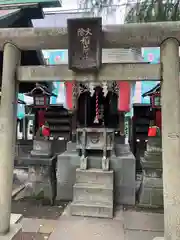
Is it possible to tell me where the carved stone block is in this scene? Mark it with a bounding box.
[31,139,52,158]
[76,128,114,151]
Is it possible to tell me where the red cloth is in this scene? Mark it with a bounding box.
[65,80,131,112]
[65,81,74,110]
[38,110,45,128]
[42,126,50,137]
[117,81,131,112]
[155,110,161,129]
[148,127,157,137]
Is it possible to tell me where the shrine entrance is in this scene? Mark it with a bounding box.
[77,84,119,128]
[0,19,180,240]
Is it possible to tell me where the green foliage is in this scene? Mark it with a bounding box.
[81,0,180,22]
[125,0,180,23]
[79,0,120,16]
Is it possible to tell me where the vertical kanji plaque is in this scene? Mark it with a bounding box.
[67,17,102,72]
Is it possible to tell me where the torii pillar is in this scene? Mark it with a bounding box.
[159,38,180,240]
[0,43,22,238]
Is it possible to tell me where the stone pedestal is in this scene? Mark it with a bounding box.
[20,155,57,205]
[70,128,114,217]
[57,142,136,205]
[31,139,52,158]
[18,139,57,204]
[139,136,163,208]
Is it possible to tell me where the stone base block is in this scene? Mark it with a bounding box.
[71,202,113,218]
[73,183,113,204]
[31,140,52,158]
[21,165,56,204]
[57,147,136,206]
[139,176,163,208]
[28,166,52,198]
[0,224,22,240]
[76,168,114,186]
[71,168,114,218]
[66,141,76,152]
[115,185,136,205]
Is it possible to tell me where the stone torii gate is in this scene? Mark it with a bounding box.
[0,22,179,239]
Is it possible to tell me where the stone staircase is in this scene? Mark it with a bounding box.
[71,168,114,218]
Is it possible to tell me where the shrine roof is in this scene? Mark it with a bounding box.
[25,84,57,97]
[0,0,60,8]
[142,83,160,97]
[0,9,20,19]
[0,2,58,93]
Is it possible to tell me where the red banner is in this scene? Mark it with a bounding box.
[65,81,131,112]
[118,81,130,112]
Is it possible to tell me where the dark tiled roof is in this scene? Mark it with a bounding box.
[0,9,20,19]
[0,0,60,8]
[142,83,160,97]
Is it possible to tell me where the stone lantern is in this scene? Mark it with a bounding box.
[139,83,163,208]
[25,83,56,109]
[25,84,56,158]
[150,92,161,109]
[142,83,161,109]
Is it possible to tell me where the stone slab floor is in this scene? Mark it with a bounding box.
[17,205,164,240]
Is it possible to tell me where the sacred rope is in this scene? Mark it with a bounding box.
[94,90,99,123]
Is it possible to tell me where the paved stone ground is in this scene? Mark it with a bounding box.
[12,199,68,219]
[16,204,164,240]
[20,218,58,240]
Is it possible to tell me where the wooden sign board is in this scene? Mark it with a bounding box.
[67,17,102,72]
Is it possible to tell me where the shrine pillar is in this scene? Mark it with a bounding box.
[0,43,20,234]
[161,38,180,240]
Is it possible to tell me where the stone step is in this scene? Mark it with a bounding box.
[73,183,113,204]
[144,152,162,158]
[141,157,162,169]
[75,168,114,187]
[71,201,113,218]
